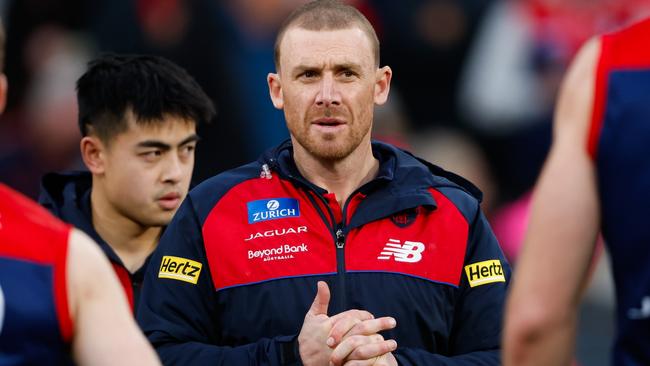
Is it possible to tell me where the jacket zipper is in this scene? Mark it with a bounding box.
[274,163,366,312]
[297,185,349,310]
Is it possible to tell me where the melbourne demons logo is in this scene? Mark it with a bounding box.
[377,239,425,263]
[390,207,419,228]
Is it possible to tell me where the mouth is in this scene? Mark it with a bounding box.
[157,192,182,210]
[311,118,347,131]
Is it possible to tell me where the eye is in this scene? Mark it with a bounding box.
[140,150,162,162]
[179,143,196,158]
[183,144,195,153]
[339,69,358,80]
[299,70,319,80]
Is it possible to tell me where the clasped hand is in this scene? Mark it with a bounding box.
[298,281,398,366]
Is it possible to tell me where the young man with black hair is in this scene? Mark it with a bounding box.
[39,54,216,311]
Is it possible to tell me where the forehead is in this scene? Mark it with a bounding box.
[279,27,374,70]
[112,114,196,145]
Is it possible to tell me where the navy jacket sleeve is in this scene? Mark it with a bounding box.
[394,201,510,366]
[137,196,300,366]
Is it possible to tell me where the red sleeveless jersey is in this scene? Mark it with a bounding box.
[0,183,74,363]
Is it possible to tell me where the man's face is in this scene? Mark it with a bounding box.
[99,114,198,227]
[269,27,391,161]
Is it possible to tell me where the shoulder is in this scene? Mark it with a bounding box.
[0,183,71,260]
[382,143,483,223]
[38,171,92,217]
[188,161,263,223]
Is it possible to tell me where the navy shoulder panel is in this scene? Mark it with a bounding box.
[387,144,482,224]
[366,143,482,225]
[190,161,262,224]
[38,171,91,210]
[375,141,482,202]
[433,186,480,225]
[408,152,483,202]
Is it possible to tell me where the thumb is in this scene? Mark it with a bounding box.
[308,281,330,316]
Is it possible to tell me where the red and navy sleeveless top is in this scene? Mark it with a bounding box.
[587,18,650,366]
[0,183,74,364]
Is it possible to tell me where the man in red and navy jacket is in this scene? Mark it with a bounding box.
[139,139,510,365]
[138,1,510,365]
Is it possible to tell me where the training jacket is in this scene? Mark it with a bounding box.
[38,171,149,311]
[138,140,510,365]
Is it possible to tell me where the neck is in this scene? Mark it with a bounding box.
[90,185,161,273]
[293,139,379,207]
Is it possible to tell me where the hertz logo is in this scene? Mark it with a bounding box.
[464,259,505,288]
[158,256,202,284]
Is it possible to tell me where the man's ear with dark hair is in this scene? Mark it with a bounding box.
[80,135,106,175]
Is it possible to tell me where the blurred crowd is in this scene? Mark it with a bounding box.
[1,1,649,363]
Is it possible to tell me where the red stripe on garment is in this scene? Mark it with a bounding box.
[588,18,650,159]
[111,263,135,312]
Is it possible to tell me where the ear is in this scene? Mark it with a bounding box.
[374,66,392,106]
[0,74,8,114]
[80,136,106,175]
[267,72,284,110]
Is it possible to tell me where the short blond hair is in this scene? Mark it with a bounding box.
[274,0,380,70]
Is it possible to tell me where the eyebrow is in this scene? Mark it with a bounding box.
[293,65,320,74]
[335,63,361,71]
[293,62,362,75]
[136,134,201,150]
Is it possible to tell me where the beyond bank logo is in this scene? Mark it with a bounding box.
[247,198,300,224]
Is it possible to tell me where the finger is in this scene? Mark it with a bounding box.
[328,310,375,346]
[330,334,382,366]
[341,359,376,366]
[331,335,395,366]
[308,281,330,316]
[329,309,374,324]
[346,339,397,362]
[342,352,397,366]
[344,317,397,338]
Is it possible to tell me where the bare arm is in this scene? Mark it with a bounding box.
[503,38,602,366]
[67,228,160,366]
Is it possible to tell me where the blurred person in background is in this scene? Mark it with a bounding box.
[459,0,650,204]
[504,17,650,366]
[38,54,215,312]
[0,26,91,198]
[138,1,509,365]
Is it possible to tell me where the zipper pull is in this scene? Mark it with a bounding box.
[335,229,345,249]
[260,163,273,179]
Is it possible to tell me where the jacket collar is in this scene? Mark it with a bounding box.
[259,140,482,229]
[260,139,480,197]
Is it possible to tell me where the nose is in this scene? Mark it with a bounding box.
[161,154,184,184]
[315,73,341,107]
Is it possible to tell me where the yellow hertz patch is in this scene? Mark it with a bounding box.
[464,259,505,288]
[158,256,202,284]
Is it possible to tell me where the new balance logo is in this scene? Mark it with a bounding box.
[377,239,425,263]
